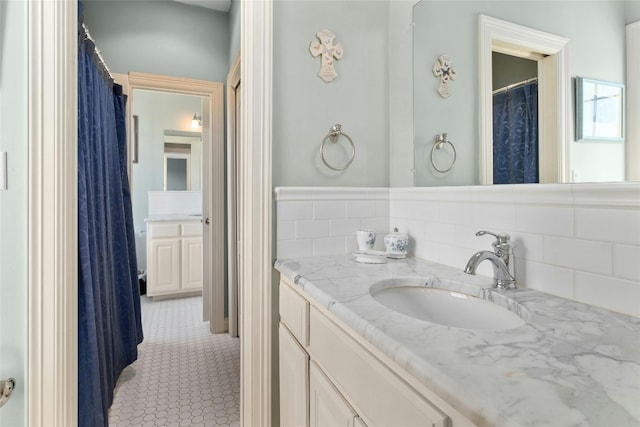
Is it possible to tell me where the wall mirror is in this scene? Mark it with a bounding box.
[412,0,638,186]
[576,77,625,142]
[130,87,204,229]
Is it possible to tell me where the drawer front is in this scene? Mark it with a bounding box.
[280,280,309,346]
[182,222,202,237]
[148,223,180,238]
[309,306,449,427]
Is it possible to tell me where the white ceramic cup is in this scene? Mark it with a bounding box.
[356,229,376,251]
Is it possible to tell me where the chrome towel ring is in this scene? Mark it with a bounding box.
[430,133,457,173]
[320,124,355,171]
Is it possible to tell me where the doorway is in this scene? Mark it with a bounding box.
[119,72,226,332]
[478,14,570,185]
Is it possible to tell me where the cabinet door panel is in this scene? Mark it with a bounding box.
[280,325,309,427]
[148,238,180,295]
[181,237,203,291]
[310,361,356,427]
[309,307,449,427]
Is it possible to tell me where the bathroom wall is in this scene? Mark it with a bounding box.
[229,0,241,63]
[272,0,390,187]
[0,0,28,423]
[83,0,230,82]
[275,184,640,318]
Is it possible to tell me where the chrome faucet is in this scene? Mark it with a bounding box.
[464,231,516,289]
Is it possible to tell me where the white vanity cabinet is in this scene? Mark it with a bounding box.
[279,276,472,427]
[146,220,203,298]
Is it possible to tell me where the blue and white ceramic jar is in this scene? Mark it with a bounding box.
[384,228,409,258]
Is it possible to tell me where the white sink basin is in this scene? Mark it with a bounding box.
[371,285,525,331]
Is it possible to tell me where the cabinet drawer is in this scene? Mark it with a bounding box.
[309,306,449,427]
[148,223,180,238]
[280,280,309,346]
[182,222,202,237]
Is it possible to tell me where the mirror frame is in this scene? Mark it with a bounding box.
[575,77,625,142]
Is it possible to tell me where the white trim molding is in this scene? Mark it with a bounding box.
[627,21,640,181]
[241,0,274,425]
[478,15,570,185]
[28,0,78,425]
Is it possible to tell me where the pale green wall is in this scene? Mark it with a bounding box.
[413,1,627,186]
[0,0,28,424]
[272,0,390,187]
[627,1,640,22]
[83,0,230,82]
[229,0,241,62]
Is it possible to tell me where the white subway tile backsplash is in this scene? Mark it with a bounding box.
[346,200,377,218]
[575,208,640,246]
[314,201,346,219]
[296,220,330,239]
[360,217,389,233]
[543,236,613,276]
[277,239,313,259]
[375,199,390,217]
[473,203,517,231]
[330,219,361,237]
[277,221,296,241]
[613,245,640,282]
[148,191,201,215]
[521,261,574,299]
[516,205,573,237]
[278,201,313,221]
[275,185,640,317]
[313,237,346,256]
[438,202,474,225]
[511,233,544,263]
[574,272,640,317]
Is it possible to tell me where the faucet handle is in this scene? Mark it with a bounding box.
[475,230,510,245]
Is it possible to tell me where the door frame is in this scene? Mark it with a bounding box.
[478,15,570,184]
[124,72,225,332]
[27,0,78,425]
[226,51,241,338]
[240,0,274,425]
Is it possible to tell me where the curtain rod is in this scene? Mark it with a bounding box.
[80,22,114,84]
[492,77,538,95]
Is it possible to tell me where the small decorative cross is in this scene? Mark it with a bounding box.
[309,29,344,83]
[432,55,456,98]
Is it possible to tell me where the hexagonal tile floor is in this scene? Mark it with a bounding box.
[108,296,240,427]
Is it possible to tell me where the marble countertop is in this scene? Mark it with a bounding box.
[145,214,202,222]
[275,255,640,427]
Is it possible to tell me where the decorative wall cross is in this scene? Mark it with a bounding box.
[309,29,344,83]
[432,55,456,98]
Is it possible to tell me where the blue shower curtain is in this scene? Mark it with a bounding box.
[492,81,539,184]
[77,9,143,426]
